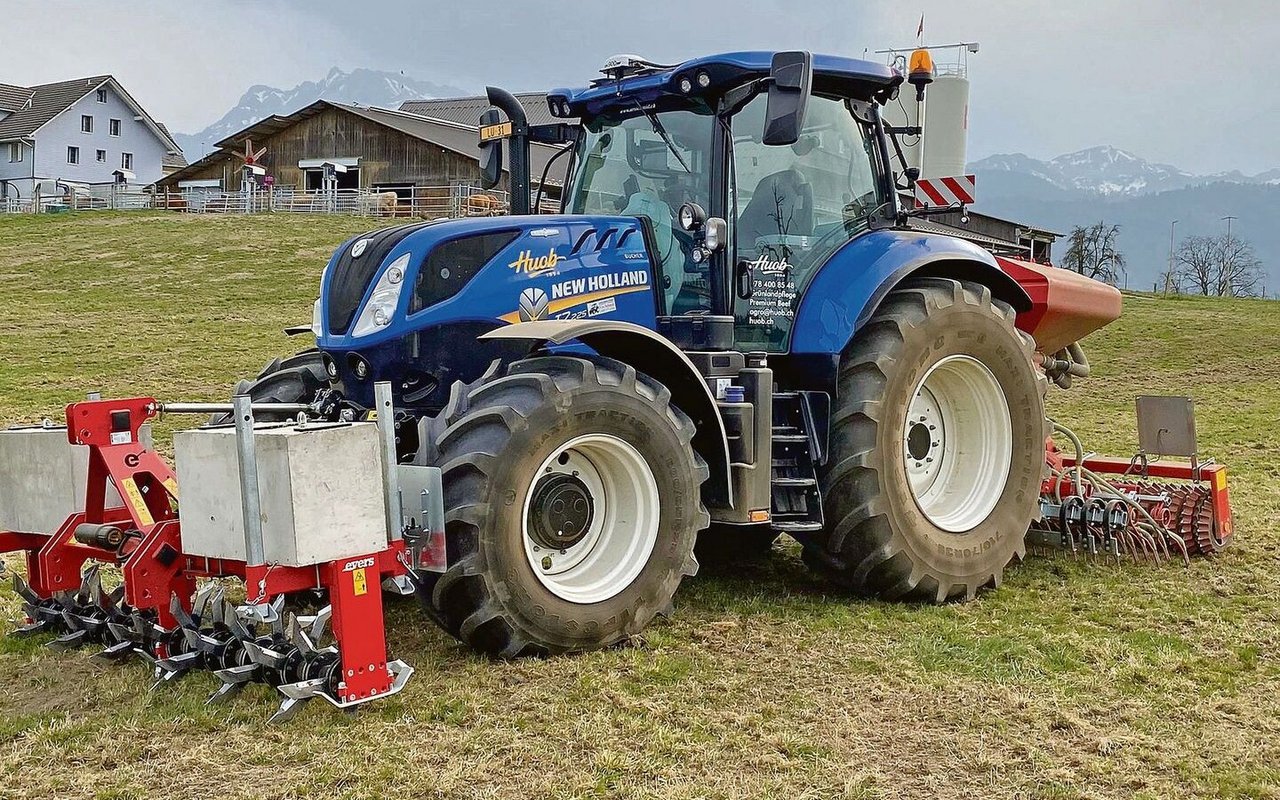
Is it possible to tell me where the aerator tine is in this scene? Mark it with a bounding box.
[241,638,288,670]
[269,679,327,724]
[207,663,258,705]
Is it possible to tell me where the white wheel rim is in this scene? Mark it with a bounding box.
[521,434,660,604]
[903,355,1013,533]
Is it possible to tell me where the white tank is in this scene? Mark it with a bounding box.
[920,74,970,179]
[880,72,971,180]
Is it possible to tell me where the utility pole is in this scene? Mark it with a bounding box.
[1221,216,1237,296]
[1165,219,1178,295]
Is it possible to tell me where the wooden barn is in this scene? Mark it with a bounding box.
[155,97,566,212]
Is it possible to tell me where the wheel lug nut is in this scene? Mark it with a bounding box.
[541,556,552,570]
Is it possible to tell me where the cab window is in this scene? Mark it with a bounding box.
[732,93,882,349]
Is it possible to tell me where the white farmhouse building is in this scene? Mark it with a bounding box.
[0,75,185,202]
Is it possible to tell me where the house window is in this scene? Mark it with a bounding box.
[67,146,80,164]
[109,118,121,136]
[81,114,93,133]
[7,143,20,163]
[96,88,108,103]
[96,149,107,163]
[121,152,133,170]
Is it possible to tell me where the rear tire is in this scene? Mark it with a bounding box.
[805,278,1047,602]
[414,354,709,657]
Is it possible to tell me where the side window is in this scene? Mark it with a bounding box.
[732,94,881,349]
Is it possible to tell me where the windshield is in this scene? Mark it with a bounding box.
[566,107,714,314]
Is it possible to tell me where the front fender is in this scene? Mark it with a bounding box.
[789,229,1031,355]
[481,320,733,509]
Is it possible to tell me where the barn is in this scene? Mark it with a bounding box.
[154,96,566,214]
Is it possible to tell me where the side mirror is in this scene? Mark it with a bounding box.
[478,107,503,190]
[762,51,812,146]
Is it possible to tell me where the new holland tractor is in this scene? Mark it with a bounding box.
[235,51,1134,655]
[1,52,1233,717]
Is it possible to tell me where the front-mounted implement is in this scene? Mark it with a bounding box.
[0,384,440,722]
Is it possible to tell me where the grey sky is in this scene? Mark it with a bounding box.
[6,0,1276,174]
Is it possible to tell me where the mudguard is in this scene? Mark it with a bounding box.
[789,228,1032,356]
[482,320,734,508]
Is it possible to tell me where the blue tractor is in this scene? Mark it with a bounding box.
[240,52,1062,658]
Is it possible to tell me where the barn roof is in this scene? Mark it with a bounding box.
[163,99,567,187]
[399,92,557,128]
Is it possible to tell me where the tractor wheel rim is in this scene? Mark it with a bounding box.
[903,355,1013,533]
[522,434,660,604]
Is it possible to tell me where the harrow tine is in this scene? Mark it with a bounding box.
[191,583,218,623]
[93,640,137,663]
[12,574,40,605]
[170,592,198,632]
[77,563,101,605]
[269,679,326,724]
[309,605,331,643]
[207,663,258,705]
[48,628,88,650]
[241,638,288,670]
[287,615,316,655]
[209,587,228,627]
[151,651,200,688]
[181,626,221,653]
[12,619,49,636]
[227,606,254,642]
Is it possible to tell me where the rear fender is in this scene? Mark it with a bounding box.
[481,320,733,508]
[790,229,1032,355]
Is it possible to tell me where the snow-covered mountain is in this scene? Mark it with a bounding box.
[969,145,1279,197]
[173,68,468,159]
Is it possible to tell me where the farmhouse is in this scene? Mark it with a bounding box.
[0,75,185,201]
[155,96,567,211]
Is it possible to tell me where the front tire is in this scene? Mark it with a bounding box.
[414,354,709,657]
[805,278,1047,602]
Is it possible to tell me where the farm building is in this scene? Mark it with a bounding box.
[155,97,567,213]
[912,209,1061,262]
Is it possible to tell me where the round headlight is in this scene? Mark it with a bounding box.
[678,76,693,94]
[696,71,711,89]
[372,306,390,327]
[324,355,338,379]
[351,357,370,380]
[679,205,695,230]
[677,202,705,232]
[386,265,403,285]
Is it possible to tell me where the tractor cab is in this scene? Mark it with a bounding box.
[499,51,905,351]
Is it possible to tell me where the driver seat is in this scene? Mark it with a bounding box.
[736,169,814,254]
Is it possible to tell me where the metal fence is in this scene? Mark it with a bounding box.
[1,183,560,218]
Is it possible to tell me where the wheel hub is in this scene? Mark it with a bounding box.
[903,355,1013,533]
[527,474,594,550]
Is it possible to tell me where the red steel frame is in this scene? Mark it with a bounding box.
[0,396,409,702]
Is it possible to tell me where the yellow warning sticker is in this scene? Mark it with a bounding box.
[353,568,368,596]
[120,477,155,527]
[162,477,179,499]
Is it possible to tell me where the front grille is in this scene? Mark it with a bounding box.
[327,222,435,335]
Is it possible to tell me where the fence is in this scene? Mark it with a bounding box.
[1,183,560,218]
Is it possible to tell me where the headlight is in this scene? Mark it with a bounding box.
[351,252,411,337]
[310,298,323,336]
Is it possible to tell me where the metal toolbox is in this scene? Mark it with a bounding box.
[0,424,152,533]
[174,421,387,566]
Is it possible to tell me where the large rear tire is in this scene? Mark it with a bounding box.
[414,354,709,657]
[805,278,1047,602]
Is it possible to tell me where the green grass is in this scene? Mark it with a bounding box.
[1,212,1278,799]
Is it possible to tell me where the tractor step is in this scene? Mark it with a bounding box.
[769,392,824,536]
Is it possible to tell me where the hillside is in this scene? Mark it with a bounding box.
[1,213,1278,798]
[970,148,1280,293]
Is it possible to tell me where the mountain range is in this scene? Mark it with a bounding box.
[171,68,467,159]
[967,146,1279,295]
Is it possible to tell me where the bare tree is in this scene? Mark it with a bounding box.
[1175,233,1264,297]
[1061,222,1127,286]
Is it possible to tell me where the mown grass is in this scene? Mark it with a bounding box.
[0,212,1277,799]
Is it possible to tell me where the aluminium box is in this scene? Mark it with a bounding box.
[173,421,387,567]
[0,424,152,534]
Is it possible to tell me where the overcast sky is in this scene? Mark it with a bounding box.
[6,0,1276,174]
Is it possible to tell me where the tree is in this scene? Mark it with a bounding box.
[1174,232,1264,298]
[1061,222,1127,286]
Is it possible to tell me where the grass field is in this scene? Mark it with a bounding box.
[0,212,1277,800]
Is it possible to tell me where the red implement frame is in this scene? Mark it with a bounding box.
[0,396,409,702]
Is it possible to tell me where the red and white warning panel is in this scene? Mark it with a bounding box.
[914,174,977,208]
